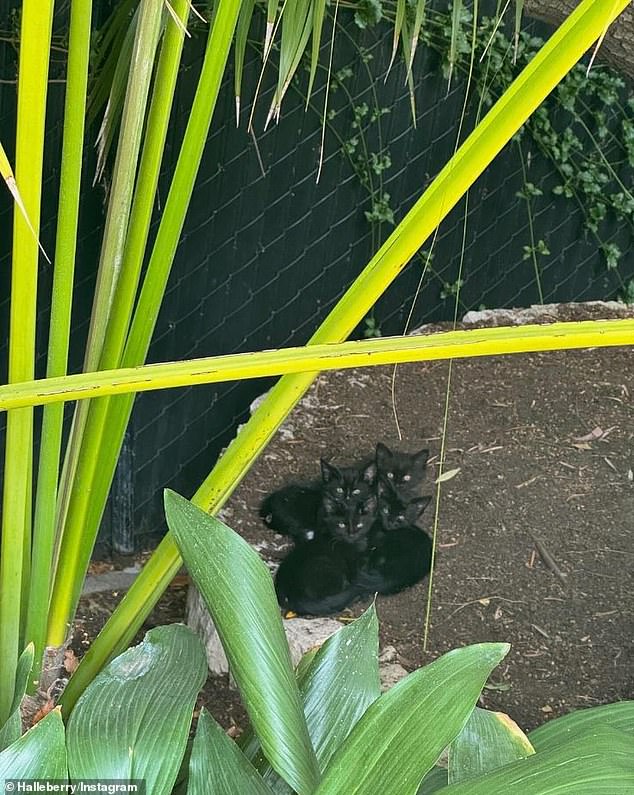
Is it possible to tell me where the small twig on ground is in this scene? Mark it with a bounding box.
[526,528,569,588]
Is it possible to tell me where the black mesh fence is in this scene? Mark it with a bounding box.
[0,2,632,552]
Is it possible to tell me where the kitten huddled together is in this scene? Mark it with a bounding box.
[259,443,432,616]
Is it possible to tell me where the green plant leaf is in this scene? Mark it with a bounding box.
[315,643,510,794]
[448,707,534,783]
[242,605,381,790]
[164,490,320,795]
[187,709,275,795]
[234,0,256,124]
[529,701,634,749]
[0,643,35,751]
[418,766,448,794]
[67,624,206,794]
[0,709,66,782]
[436,726,634,793]
[299,604,381,768]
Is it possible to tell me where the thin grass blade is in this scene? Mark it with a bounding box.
[234,0,256,125]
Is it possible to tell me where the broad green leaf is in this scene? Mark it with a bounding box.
[243,605,381,790]
[67,624,206,794]
[436,726,634,793]
[315,642,509,794]
[418,766,448,794]
[448,707,534,783]
[165,490,320,795]
[0,644,35,751]
[299,604,380,768]
[0,709,66,782]
[529,701,634,749]
[187,710,274,795]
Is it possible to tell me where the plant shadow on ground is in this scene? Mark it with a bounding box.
[73,302,633,735]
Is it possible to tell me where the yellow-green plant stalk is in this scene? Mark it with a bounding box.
[0,0,54,723]
[47,0,243,648]
[59,0,631,712]
[53,0,164,573]
[1,319,632,411]
[24,0,93,693]
[44,0,190,651]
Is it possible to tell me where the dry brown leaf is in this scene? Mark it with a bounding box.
[63,649,79,674]
[435,467,461,484]
[573,427,603,442]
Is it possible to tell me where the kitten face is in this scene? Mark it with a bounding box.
[375,443,429,498]
[320,459,377,503]
[320,493,377,545]
[377,480,431,530]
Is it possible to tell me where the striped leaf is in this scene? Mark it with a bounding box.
[164,490,320,795]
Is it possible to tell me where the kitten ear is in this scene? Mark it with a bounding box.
[320,458,339,482]
[414,448,430,468]
[362,460,378,484]
[409,496,432,518]
[375,443,391,466]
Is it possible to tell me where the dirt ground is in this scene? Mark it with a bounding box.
[75,302,633,735]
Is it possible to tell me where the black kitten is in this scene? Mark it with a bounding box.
[260,458,377,542]
[375,443,429,500]
[357,485,432,595]
[319,492,378,550]
[275,538,363,616]
[359,526,432,596]
[376,479,431,531]
[259,485,321,543]
[320,458,377,502]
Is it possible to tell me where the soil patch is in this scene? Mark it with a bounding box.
[74,302,633,734]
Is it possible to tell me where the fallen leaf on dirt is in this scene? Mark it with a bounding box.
[478,598,491,606]
[435,467,461,484]
[283,610,298,619]
[541,704,553,713]
[571,442,592,450]
[574,426,603,441]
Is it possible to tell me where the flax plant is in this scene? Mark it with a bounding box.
[0,0,630,739]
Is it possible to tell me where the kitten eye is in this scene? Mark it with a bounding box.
[387,472,394,479]
[352,488,361,495]
[397,514,405,522]
[338,522,346,529]
[382,507,389,514]
[356,522,364,528]
[336,486,344,494]
[402,474,412,482]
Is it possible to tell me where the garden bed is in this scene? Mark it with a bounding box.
[75,301,633,734]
